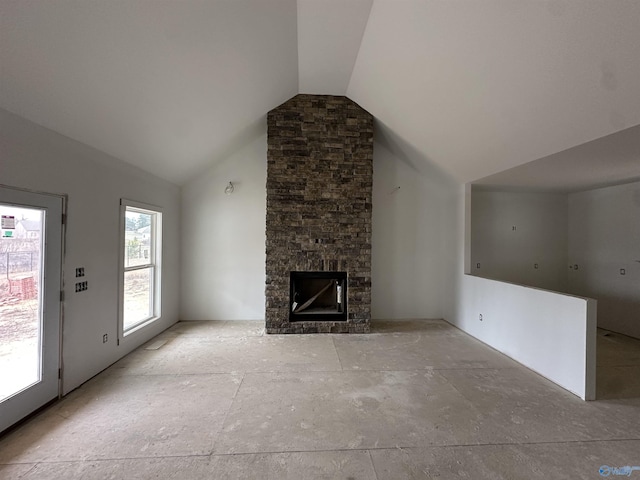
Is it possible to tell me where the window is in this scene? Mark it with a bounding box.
[120,200,162,335]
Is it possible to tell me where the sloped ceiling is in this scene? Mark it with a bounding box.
[2,1,639,186]
[473,124,640,193]
[348,0,640,184]
[0,0,299,185]
[297,0,373,95]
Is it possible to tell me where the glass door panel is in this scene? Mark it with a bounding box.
[0,206,44,402]
[0,187,62,434]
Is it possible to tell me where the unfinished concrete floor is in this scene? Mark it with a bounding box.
[1,320,639,479]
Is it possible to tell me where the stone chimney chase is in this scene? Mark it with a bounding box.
[265,94,373,334]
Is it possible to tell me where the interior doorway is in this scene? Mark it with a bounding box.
[0,186,63,433]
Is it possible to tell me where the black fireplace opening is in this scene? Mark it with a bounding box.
[289,271,347,321]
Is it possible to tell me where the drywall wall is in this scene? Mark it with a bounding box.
[0,108,181,394]
[180,125,460,322]
[470,189,568,292]
[469,183,639,341]
[180,134,268,321]
[371,140,455,319]
[459,274,596,400]
[568,181,640,339]
[446,185,596,400]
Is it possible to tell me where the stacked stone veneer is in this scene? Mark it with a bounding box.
[265,94,373,334]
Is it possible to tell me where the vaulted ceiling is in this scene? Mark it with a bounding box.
[2,1,640,186]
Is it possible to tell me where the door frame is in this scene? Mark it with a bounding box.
[0,184,66,434]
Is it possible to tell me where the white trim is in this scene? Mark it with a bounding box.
[118,199,163,342]
[120,198,163,213]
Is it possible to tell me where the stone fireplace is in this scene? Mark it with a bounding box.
[265,94,373,334]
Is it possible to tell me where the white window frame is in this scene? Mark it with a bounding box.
[118,199,163,338]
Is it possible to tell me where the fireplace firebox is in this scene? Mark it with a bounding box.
[289,271,347,322]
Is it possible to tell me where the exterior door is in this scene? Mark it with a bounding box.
[0,186,63,433]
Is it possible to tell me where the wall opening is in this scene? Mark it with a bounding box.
[289,271,347,321]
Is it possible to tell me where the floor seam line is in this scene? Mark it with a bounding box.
[201,437,640,458]
[0,453,214,466]
[4,439,640,466]
[331,336,345,372]
[208,372,246,458]
[367,449,380,480]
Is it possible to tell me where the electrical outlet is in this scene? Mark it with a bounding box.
[103,334,108,343]
[479,314,483,321]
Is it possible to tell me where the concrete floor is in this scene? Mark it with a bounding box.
[1,319,639,479]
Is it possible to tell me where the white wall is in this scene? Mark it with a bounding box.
[459,275,596,400]
[469,183,640,341]
[180,134,267,320]
[445,185,597,400]
[371,140,454,319]
[568,181,640,339]
[179,128,460,322]
[0,108,181,394]
[470,189,568,292]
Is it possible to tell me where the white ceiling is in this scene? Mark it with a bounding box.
[297,0,373,95]
[473,124,640,193]
[2,1,640,186]
[0,0,299,185]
